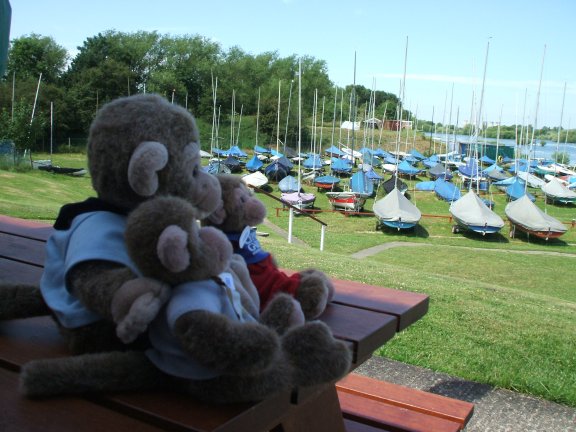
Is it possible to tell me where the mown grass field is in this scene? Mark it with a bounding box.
[1,152,575,407]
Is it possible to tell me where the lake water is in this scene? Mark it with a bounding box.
[425,133,576,163]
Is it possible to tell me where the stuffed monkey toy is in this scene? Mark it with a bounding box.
[205,174,335,320]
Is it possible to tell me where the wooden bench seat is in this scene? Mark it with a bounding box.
[337,373,474,432]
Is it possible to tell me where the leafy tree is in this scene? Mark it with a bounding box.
[0,101,45,151]
[7,34,68,84]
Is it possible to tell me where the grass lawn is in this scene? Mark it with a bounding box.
[1,152,575,407]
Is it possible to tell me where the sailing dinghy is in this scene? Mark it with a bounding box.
[541,177,576,204]
[505,194,567,240]
[373,187,421,231]
[449,190,504,235]
[241,171,268,188]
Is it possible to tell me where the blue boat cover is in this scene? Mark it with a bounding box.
[364,168,383,182]
[324,145,345,156]
[228,145,248,158]
[245,155,263,172]
[361,151,379,166]
[331,157,352,174]
[397,160,421,176]
[278,175,300,193]
[423,154,440,168]
[409,149,426,160]
[276,156,293,170]
[458,158,480,178]
[207,161,231,175]
[254,145,271,154]
[506,177,535,201]
[434,178,461,202]
[350,171,374,195]
[479,155,495,164]
[270,149,284,158]
[265,161,288,181]
[482,163,503,174]
[372,148,391,158]
[303,154,323,170]
[415,181,436,191]
[315,175,341,186]
[493,176,520,186]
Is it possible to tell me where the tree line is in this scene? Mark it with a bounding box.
[2,31,573,156]
[0,31,403,154]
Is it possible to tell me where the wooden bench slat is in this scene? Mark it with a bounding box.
[0,317,68,370]
[0,232,47,266]
[282,269,429,332]
[338,390,462,432]
[337,373,474,431]
[0,258,44,285]
[0,215,53,241]
[319,303,397,365]
[0,368,167,432]
[331,280,429,331]
[100,390,293,432]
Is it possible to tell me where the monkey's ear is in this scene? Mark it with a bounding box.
[128,141,169,197]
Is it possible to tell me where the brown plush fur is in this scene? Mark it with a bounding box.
[205,174,335,320]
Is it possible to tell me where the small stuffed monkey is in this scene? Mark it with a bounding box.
[205,174,335,320]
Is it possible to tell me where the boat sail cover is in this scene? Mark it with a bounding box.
[505,195,567,234]
[541,177,576,203]
[373,188,421,224]
[245,155,263,172]
[278,175,300,193]
[449,191,504,230]
[434,178,461,202]
[281,191,316,207]
[516,171,545,188]
[505,177,535,201]
[241,171,268,188]
[350,171,374,195]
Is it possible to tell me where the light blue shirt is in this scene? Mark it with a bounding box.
[40,211,140,328]
[146,274,257,380]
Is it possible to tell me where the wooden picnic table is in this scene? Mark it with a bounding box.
[0,214,472,432]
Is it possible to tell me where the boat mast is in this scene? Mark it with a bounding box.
[235,104,243,147]
[351,51,357,167]
[472,40,490,193]
[255,87,260,148]
[297,59,302,191]
[276,80,282,154]
[284,79,293,150]
[526,45,546,194]
[395,36,408,188]
[230,90,235,150]
[210,73,218,154]
[331,86,338,148]
[495,104,503,163]
[555,81,567,168]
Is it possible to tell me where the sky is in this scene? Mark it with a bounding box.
[8,0,576,129]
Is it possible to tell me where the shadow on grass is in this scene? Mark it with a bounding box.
[377,223,430,239]
[457,229,510,244]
